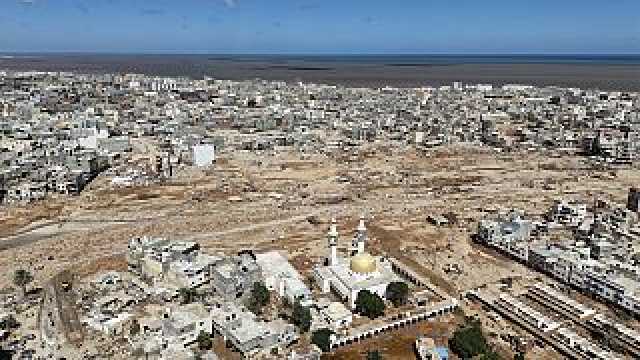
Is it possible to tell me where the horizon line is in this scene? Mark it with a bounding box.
[2,51,640,56]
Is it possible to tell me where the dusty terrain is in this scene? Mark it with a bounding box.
[2,144,639,358]
[2,145,637,290]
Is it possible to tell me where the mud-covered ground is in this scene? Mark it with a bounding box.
[2,54,640,91]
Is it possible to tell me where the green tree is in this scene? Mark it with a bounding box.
[480,351,501,360]
[281,296,291,309]
[129,319,140,336]
[178,288,197,304]
[196,331,213,350]
[248,282,270,314]
[311,328,334,352]
[13,269,33,297]
[449,321,489,359]
[0,314,19,330]
[366,349,383,360]
[291,301,312,333]
[385,281,409,307]
[0,349,14,360]
[526,112,536,122]
[514,352,525,360]
[355,290,385,319]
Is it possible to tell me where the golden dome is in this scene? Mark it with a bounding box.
[350,253,377,274]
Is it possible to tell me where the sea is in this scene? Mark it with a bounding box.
[1,54,639,91]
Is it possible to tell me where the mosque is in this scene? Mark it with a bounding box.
[313,217,400,309]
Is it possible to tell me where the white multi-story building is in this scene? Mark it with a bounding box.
[255,250,313,306]
[192,144,215,167]
[477,210,532,262]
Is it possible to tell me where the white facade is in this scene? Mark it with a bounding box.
[313,218,400,309]
[313,300,352,331]
[255,251,312,306]
[77,128,109,149]
[193,144,215,167]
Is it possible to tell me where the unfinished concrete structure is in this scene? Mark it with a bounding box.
[210,301,298,358]
[127,236,220,291]
[210,252,262,301]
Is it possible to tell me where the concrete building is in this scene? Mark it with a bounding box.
[129,304,212,358]
[477,210,532,262]
[311,298,352,331]
[161,303,212,348]
[127,237,220,291]
[255,250,312,306]
[496,293,561,333]
[547,200,587,227]
[210,301,298,358]
[193,144,215,167]
[527,284,596,319]
[552,327,618,360]
[210,252,262,301]
[416,336,448,360]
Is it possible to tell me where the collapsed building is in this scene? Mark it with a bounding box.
[127,237,220,292]
[210,252,262,302]
[210,301,298,358]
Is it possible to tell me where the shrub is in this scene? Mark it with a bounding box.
[311,328,333,352]
[355,290,385,319]
[385,281,409,307]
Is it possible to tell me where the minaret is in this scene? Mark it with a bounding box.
[356,215,367,255]
[327,218,338,266]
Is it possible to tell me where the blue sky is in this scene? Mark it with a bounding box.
[1,0,639,54]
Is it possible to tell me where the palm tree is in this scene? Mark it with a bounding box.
[13,269,33,297]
